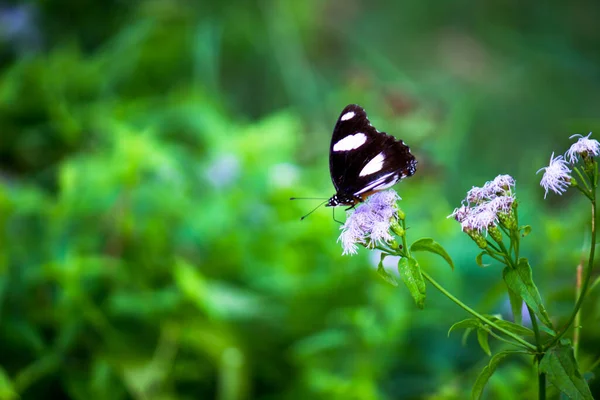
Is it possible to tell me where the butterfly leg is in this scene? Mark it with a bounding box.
[332,208,344,225]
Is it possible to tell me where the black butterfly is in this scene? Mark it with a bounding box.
[327,104,417,207]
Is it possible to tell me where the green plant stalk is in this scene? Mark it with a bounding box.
[421,270,537,352]
[396,218,537,352]
[485,327,531,349]
[574,262,583,358]
[527,305,545,400]
[573,166,592,194]
[546,195,596,350]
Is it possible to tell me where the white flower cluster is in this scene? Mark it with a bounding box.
[449,174,515,233]
[566,133,600,164]
[538,133,600,198]
[537,153,571,198]
[339,190,400,255]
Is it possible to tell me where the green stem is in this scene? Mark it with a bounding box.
[486,328,530,349]
[538,364,546,400]
[496,240,516,268]
[421,270,537,352]
[589,355,600,373]
[574,262,583,359]
[513,206,520,260]
[527,306,545,400]
[485,240,502,253]
[528,306,543,353]
[573,166,592,194]
[483,249,509,264]
[546,195,597,349]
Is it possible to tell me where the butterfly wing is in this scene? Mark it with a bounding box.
[329,104,416,201]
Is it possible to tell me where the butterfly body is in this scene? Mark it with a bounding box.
[327,104,417,207]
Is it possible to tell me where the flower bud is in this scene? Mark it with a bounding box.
[488,226,502,243]
[465,229,487,249]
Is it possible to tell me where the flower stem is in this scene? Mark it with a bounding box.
[545,195,597,349]
[574,261,583,358]
[421,270,537,352]
[527,306,545,400]
[537,365,546,400]
[573,166,592,193]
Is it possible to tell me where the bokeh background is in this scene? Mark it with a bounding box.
[1,1,600,399]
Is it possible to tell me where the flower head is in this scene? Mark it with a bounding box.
[566,132,600,164]
[339,190,400,255]
[449,174,516,237]
[537,152,572,198]
[461,203,498,232]
[465,174,515,205]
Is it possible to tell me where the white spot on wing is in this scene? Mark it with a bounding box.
[371,176,399,191]
[340,111,355,121]
[355,172,395,195]
[359,152,385,177]
[333,133,367,151]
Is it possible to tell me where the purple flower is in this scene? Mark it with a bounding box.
[565,132,600,164]
[537,152,572,198]
[339,190,400,255]
[449,174,516,234]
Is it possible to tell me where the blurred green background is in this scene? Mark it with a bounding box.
[1,1,599,399]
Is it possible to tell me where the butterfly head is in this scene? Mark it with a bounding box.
[326,193,361,207]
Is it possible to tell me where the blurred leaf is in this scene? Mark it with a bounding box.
[540,326,557,337]
[520,225,532,238]
[462,328,474,346]
[507,289,523,326]
[476,327,491,356]
[397,257,426,309]
[494,319,534,337]
[410,238,454,270]
[476,252,490,268]
[503,258,552,328]
[376,253,398,287]
[173,258,209,313]
[0,367,17,400]
[472,351,521,400]
[448,318,481,337]
[540,340,593,400]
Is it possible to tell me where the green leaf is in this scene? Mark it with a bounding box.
[503,258,552,328]
[376,254,398,287]
[476,252,490,267]
[0,367,18,400]
[539,341,593,399]
[448,318,481,336]
[494,320,534,337]
[397,257,426,309]
[410,238,454,270]
[507,290,523,325]
[520,225,532,238]
[462,328,474,346]
[540,325,557,337]
[477,327,491,356]
[472,351,520,400]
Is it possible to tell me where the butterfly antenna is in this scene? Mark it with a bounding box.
[298,199,328,220]
[290,197,328,200]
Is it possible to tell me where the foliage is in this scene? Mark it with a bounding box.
[1,1,600,399]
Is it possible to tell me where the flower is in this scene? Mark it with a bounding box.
[449,174,516,237]
[461,203,498,232]
[537,152,572,198]
[465,174,515,204]
[339,190,400,255]
[566,132,600,164]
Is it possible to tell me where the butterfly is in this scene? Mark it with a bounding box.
[326,104,417,207]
